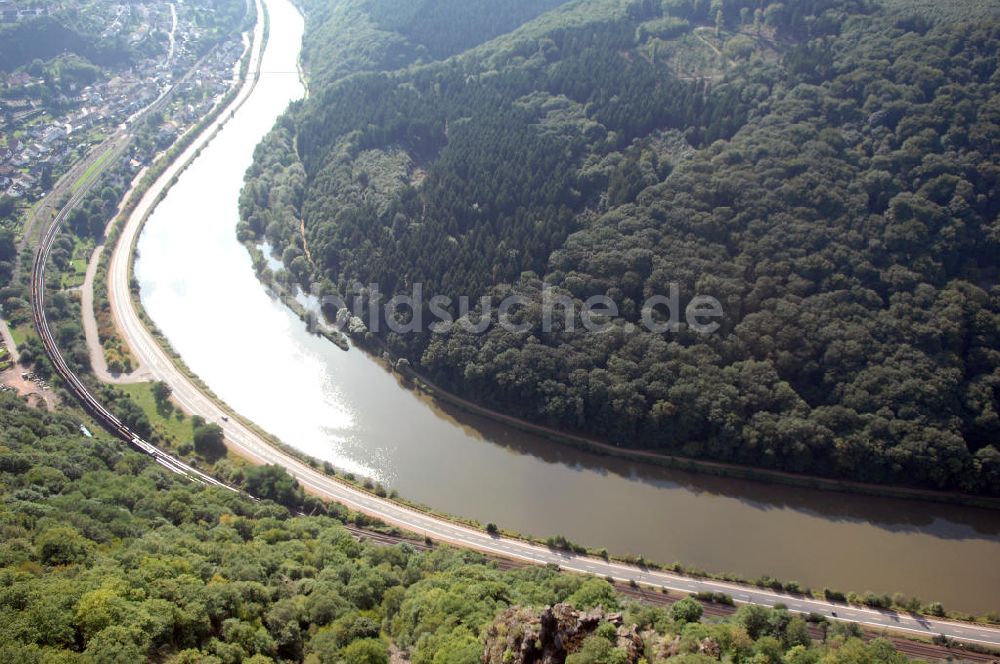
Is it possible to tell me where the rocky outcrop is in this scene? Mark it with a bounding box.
[482,604,645,664]
[654,634,720,661]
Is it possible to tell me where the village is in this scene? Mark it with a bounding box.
[0,0,247,201]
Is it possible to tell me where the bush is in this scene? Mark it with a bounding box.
[925,602,946,617]
[193,423,227,460]
[670,596,704,624]
[244,464,304,509]
[545,535,586,554]
[340,638,388,664]
[823,588,846,602]
[35,526,93,566]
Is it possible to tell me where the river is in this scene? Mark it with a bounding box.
[133,0,1000,613]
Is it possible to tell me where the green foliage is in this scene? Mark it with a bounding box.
[366,0,571,60]
[246,0,1000,496]
[244,464,305,508]
[637,15,690,40]
[193,422,227,460]
[152,381,173,405]
[567,578,619,611]
[670,596,704,623]
[0,228,14,284]
[565,634,628,664]
[34,525,94,566]
[876,0,1000,24]
[546,534,588,554]
[340,638,389,664]
[0,394,922,662]
[0,17,125,72]
[99,385,152,439]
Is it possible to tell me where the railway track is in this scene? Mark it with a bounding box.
[31,212,236,492]
[344,526,998,663]
[25,2,1000,658]
[16,36,225,283]
[24,3,264,493]
[29,55,242,495]
[31,154,999,664]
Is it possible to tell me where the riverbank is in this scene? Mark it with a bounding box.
[87,33,259,376]
[262,274,1000,510]
[114,0,1000,617]
[236,221,1000,616]
[401,364,1000,510]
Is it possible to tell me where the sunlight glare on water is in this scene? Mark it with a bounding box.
[133,0,1000,613]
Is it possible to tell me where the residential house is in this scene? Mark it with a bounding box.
[6,72,30,87]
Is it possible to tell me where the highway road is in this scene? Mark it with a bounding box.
[39,0,1000,652]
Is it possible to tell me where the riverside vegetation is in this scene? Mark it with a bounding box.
[240,0,1000,496]
[0,392,935,663]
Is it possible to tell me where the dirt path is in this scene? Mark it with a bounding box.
[80,244,152,384]
[79,165,154,385]
[0,317,57,409]
[300,217,314,264]
[0,317,16,357]
[693,26,734,66]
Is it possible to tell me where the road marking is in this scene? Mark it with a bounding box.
[84,0,1000,650]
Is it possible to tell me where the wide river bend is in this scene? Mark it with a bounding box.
[134,0,1000,613]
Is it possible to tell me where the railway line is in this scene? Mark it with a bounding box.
[31,203,235,492]
[27,20,248,496]
[26,0,1000,657]
[15,32,227,282]
[343,526,999,663]
[34,230,999,661]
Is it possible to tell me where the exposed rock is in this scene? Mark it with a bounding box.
[482,604,646,664]
[615,623,644,662]
[698,637,720,659]
[658,634,683,660]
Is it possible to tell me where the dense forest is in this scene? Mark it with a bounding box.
[0,0,247,73]
[0,393,927,662]
[240,0,1000,495]
[0,17,129,72]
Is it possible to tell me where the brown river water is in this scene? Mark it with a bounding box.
[134,0,1000,614]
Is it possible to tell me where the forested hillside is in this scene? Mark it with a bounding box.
[0,17,130,72]
[0,394,921,663]
[0,0,246,72]
[240,0,1000,495]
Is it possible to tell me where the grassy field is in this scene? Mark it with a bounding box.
[14,197,41,243]
[61,257,89,289]
[60,239,94,289]
[116,381,194,447]
[10,324,34,349]
[84,128,107,144]
[71,145,116,192]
